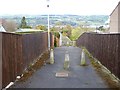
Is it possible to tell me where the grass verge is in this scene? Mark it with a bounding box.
[18,50,50,82]
[82,47,120,89]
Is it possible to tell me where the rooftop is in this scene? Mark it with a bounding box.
[0,25,6,32]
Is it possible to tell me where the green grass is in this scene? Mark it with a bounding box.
[70,27,95,41]
[81,46,120,89]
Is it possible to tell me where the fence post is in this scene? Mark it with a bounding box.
[0,33,2,89]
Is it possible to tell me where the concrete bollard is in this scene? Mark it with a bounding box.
[73,41,76,47]
[67,41,69,47]
[50,49,54,64]
[64,51,70,70]
[80,49,86,66]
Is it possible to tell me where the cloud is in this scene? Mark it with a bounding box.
[0,0,119,15]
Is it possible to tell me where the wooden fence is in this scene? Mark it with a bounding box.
[0,32,54,89]
[76,33,120,79]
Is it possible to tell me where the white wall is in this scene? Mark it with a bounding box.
[110,4,119,33]
[118,3,120,32]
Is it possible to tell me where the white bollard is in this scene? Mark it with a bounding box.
[73,41,76,47]
[67,42,69,47]
[64,51,70,70]
[50,49,54,64]
[80,49,86,66]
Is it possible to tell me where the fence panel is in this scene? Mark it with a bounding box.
[2,33,23,88]
[0,33,2,90]
[1,32,51,88]
[22,32,48,69]
[76,33,120,79]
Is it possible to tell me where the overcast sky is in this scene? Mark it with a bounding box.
[0,0,119,15]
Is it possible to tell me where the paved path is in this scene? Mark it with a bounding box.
[11,47,109,88]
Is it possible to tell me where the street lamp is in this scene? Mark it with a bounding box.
[46,0,50,50]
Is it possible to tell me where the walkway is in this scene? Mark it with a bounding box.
[11,46,109,88]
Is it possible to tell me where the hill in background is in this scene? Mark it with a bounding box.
[1,15,109,28]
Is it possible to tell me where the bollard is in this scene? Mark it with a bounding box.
[64,51,70,70]
[80,49,86,66]
[73,41,76,47]
[67,41,69,47]
[50,49,54,64]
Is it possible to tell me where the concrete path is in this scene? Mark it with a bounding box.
[11,46,109,88]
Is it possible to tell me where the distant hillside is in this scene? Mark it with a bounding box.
[1,15,109,28]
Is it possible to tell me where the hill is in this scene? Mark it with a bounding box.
[1,14,109,28]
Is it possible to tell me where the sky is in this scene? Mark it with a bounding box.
[0,0,119,15]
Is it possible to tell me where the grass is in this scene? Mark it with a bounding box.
[70,27,95,41]
[82,47,120,89]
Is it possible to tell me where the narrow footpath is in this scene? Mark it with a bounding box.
[11,46,109,88]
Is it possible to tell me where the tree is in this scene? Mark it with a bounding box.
[97,26,105,31]
[19,16,32,29]
[50,26,56,32]
[20,16,27,28]
[66,25,72,38]
[55,21,62,26]
[61,25,72,38]
[35,25,47,30]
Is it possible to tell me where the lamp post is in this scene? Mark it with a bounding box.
[46,0,50,50]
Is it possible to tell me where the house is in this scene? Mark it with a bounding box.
[0,18,17,32]
[0,19,6,32]
[109,1,120,33]
[16,28,43,33]
[0,25,6,32]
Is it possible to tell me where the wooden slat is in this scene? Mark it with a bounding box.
[0,33,2,90]
[1,32,51,88]
[76,33,120,79]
